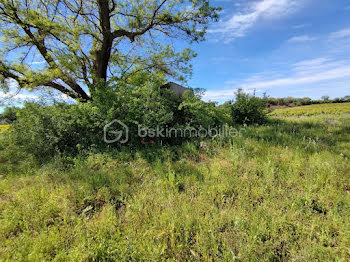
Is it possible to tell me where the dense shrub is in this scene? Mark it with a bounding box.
[298,97,312,106]
[5,77,225,160]
[92,78,223,145]
[214,102,233,126]
[0,106,19,124]
[6,102,105,160]
[231,89,267,125]
[179,89,225,127]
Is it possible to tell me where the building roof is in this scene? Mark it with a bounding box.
[160,82,187,96]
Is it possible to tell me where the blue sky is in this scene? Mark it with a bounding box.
[189,0,350,102]
[1,0,350,107]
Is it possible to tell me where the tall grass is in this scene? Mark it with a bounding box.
[0,105,349,261]
[270,102,350,116]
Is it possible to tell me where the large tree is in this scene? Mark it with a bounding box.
[0,0,219,101]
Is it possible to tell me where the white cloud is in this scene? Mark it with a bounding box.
[232,58,350,89]
[329,28,350,39]
[287,35,317,43]
[203,89,236,102]
[291,57,350,75]
[209,0,303,42]
[0,91,76,106]
[55,93,75,102]
[205,58,350,102]
[203,87,258,102]
[241,65,350,89]
[292,58,330,69]
[0,92,38,100]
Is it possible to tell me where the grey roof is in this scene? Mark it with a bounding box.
[160,82,187,96]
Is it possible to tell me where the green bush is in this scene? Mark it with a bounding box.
[231,89,267,125]
[6,102,105,161]
[92,79,225,145]
[5,78,225,160]
[179,89,223,127]
[0,106,19,124]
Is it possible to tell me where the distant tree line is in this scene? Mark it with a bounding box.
[266,95,350,107]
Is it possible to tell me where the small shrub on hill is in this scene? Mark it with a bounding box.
[231,89,267,125]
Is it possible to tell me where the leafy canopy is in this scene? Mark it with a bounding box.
[0,0,219,101]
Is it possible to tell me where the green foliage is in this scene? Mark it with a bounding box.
[266,95,350,107]
[231,89,268,125]
[93,78,183,145]
[0,124,10,134]
[0,0,220,101]
[321,95,330,102]
[216,102,235,125]
[4,76,226,160]
[0,106,19,123]
[4,102,105,161]
[179,89,222,127]
[0,107,349,261]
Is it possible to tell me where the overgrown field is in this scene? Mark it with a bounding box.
[0,105,349,261]
[270,102,350,116]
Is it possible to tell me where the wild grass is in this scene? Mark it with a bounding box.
[270,102,350,116]
[0,105,349,261]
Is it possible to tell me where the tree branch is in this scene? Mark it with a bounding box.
[112,0,168,42]
[0,62,80,100]
[1,3,91,101]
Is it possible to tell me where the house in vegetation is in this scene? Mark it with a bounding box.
[160,82,187,96]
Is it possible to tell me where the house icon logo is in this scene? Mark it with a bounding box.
[104,119,129,144]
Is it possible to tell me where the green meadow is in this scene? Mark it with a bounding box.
[270,102,350,116]
[0,103,349,261]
